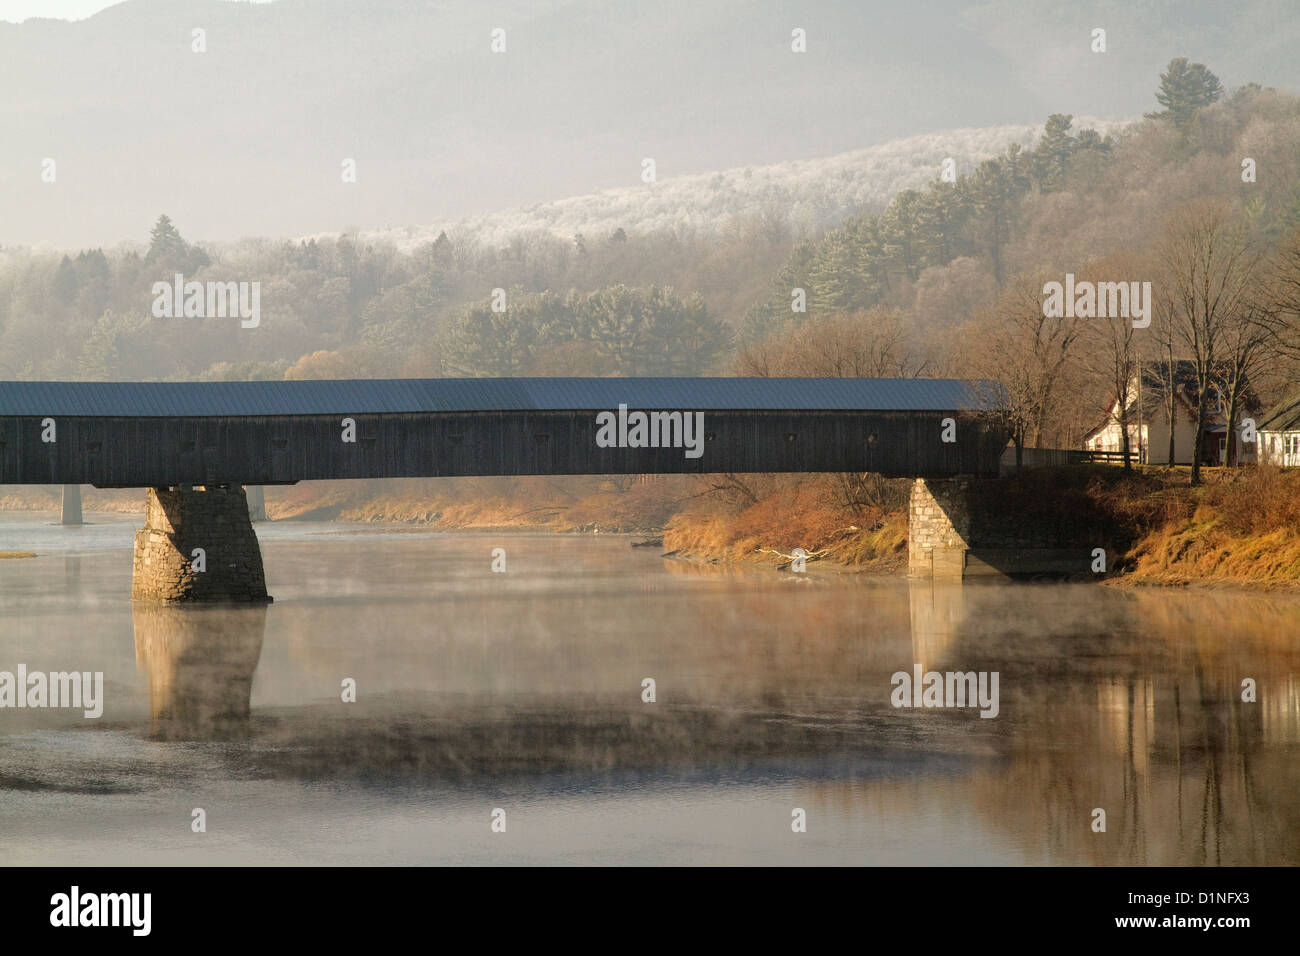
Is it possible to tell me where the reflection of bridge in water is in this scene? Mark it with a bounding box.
[132,605,265,740]
[131,583,1300,863]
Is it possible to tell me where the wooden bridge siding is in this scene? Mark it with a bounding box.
[0,411,1009,485]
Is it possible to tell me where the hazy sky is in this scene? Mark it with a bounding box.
[4,0,1299,248]
[0,0,120,21]
[0,0,272,22]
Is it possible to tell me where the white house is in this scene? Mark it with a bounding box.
[1083,363,1258,466]
[1258,393,1300,466]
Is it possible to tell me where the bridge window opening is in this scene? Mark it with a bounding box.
[534,433,551,443]
[271,438,288,450]
[86,441,103,452]
[179,440,195,452]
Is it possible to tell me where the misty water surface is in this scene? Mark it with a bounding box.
[0,513,1297,865]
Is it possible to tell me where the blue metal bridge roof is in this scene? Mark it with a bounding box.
[0,378,1006,418]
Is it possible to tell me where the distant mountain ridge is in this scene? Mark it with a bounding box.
[327,117,1129,252]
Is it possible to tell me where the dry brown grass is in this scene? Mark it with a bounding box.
[1126,466,1300,587]
[663,474,907,570]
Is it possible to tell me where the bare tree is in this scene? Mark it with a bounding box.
[1215,295,1274,465]
[1157,200,1256,483]
[734,308,927,509]
[1079,253,1150,470]
[734,307,929,378]
[963,272,1086,471]
[1263,224,1300,360]
[1153,286,1180,467]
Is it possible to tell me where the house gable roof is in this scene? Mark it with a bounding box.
[1259,392,1300,433]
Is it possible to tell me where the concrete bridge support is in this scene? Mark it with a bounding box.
[132,486,271,604]
[244,484,267,522]
[60,483,82,525]
[908,478,971,580]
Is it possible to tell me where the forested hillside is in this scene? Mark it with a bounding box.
[0,120,1056,383]
[743,67,1300,458]
[4,61,1300,475]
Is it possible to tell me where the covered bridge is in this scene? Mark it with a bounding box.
[0,377,1011,487]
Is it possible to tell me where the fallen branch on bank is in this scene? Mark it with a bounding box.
[754,546,835,561]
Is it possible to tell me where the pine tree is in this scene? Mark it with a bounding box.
[144,214,209,272]
[146,214,186,264]
[739,241,818,344]
[915,181,972,268]
[53,255,79,305]
[879,190,925,282]
[968,158,1016,283]
[807,220,884,314]
[1147,58,1223,128]
[1032,114,1077,192]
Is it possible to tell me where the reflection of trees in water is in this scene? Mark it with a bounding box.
[132,605,266,741]
[998,666,1293,865]
[822,584,1300,864]
[789,666,1298,864]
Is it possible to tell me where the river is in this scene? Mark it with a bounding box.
[1,512,1297,864]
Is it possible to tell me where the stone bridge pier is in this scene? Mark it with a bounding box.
[908,478,971,580]
[132,486,271,604]
[909,476,1107,581]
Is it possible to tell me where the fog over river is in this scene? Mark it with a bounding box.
[1,514,1296,865]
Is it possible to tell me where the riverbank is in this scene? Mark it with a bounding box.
[663,466,1300,589]
[3,466,1300,587]
[661,474,909,572]
[1121,466,1300,589]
